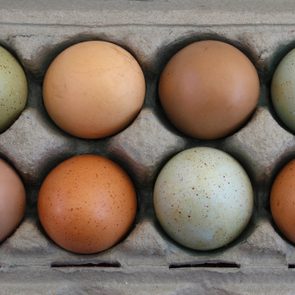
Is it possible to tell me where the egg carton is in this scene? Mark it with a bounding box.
[1,0,295,294]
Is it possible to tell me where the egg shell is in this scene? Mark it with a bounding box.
[271,159,295,244]
[0,46,28,132]
[153,147,253,251]
[43,41,146,139]
[159,40,260,140]
[0,158,26,242]
[271,49,295,132]
[38,154,137,254]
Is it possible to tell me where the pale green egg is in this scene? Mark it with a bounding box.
[0,46,27,132]
[153,147,253,251]
[271,49,295,132]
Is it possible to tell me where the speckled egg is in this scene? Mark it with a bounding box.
[270,159,295,244]
[153,147,253,251]
[271,48,295,132]
[0,158,26,242]
[0,46,28,132]
[38,154,137,254]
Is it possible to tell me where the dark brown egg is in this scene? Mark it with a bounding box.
[159,40,260,139]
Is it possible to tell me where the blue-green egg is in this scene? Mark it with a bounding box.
[153,147,253,251]
[272,49,295,132]
[0,46,28,132]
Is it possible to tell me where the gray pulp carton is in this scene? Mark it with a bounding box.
[1,1,295,294]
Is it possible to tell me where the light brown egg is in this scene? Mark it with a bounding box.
[38,154,137,254]
[0,159,26,242]
[43,41,145,139]
[271,159,295,244]
[159,40,260,140]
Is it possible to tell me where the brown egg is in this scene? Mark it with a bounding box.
[38,154,137,254]
[159,40,260,139]
[0,159,26,242]
[43,41,145,139]
[271,159,295,244]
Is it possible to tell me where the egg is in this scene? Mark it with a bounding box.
[38,154,137,254]
[0,158,26,242]
[153,147,253,250]
[0,46,28,132]
[271,49,295,132]
[270,159,295,244]
[43,41,145,139]
[159,40,260,140]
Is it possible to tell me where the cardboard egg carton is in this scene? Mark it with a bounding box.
[1,1,295,294]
